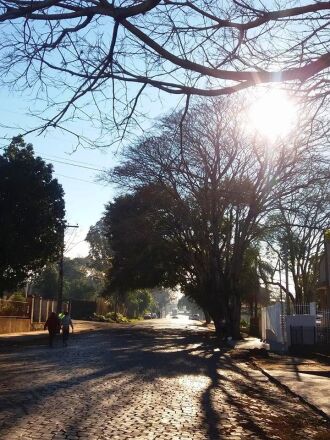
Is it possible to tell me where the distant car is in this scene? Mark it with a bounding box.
[151,313,157,319]
[144,313,152,320]
[189,314,200,320]
[172,315,179,319]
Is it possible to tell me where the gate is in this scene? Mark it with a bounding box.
[290,326,316,346]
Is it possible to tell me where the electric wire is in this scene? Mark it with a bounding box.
[42,156,104,172]
[54,173,107,186]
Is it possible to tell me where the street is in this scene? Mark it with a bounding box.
[0,317,329,440]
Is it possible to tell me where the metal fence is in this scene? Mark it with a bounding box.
[288,302,316,316]
[262,302,330,349]
[0,299,30,317]
[290,325,330,346]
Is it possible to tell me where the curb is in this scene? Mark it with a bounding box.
[251,360,330,422]
[0,326,113,348]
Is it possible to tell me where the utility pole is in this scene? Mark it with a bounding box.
[57,224,78,314]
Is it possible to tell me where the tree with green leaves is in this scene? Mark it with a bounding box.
[33,263,58,299]
[124,289,154,318]
[85,219,113,293]
[103,184,182,293]
[0,136,65,293]
[103,98,327,338]
[34,257,102,301]
[86,220,113,274]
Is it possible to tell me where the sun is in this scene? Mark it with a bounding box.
[248,90,297,140]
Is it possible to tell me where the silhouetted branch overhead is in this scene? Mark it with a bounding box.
[0,1,329,138]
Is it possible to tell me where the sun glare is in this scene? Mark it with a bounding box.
[248,90,297,140]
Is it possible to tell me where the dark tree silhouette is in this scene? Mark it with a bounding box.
[0,136,65,292]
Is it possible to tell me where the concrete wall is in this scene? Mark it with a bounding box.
[0,317,31,334]
[286,315,316,345]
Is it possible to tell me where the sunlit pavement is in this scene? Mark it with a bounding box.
[136,315,210,331]
[0,318,329,440]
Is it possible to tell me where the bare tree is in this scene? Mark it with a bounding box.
[104,97,326,337]
[0,1,329,142]
[266,180,330,303]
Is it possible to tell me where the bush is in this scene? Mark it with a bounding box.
[8,291,26,302]
[240,319,248,328]
[106,312,129,323]
[93,312,129,323]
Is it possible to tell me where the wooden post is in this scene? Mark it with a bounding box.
[38,297,42,323]
[30,296,35,324]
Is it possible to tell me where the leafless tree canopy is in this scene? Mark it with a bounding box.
[0,1,329,138]
[104,97,329,334]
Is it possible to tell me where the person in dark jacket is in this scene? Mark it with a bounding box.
[44,312,60,347]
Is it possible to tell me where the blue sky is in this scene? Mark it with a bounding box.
[0,85,177,258]
[0,89,119,258]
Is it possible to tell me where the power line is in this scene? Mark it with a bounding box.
[42,156,104,172]
[1,145,107,172]
[54,173,107,186]
[35,152,104,168]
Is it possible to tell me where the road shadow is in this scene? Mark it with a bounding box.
[0,326,329,439]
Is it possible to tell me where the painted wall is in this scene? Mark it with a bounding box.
[0,317,31,334]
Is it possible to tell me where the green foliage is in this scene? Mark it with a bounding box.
[0,136,65,293]
[125,289,154,318]
[178,296,201,315]
[0,292,27,316]
[93,312,129,323]
[33,264,58,299]
[151,288,176,313]
[8,291,26,302]
[103,184,181,292]
[240,319,248,328]
[34,257,102,300]
[106,312,129,323]
[86,220,112,271]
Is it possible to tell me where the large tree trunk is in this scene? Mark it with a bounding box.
[203,309,211,324]
[228,294,242,340]
[207,299,228,341]
[212,314,227,339]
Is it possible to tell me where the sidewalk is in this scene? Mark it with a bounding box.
[254,353,330,419]
[0,320,117,347]
[228,337,330,420]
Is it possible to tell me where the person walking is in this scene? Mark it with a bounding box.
[61,311,74,346]
[44,312,60,348]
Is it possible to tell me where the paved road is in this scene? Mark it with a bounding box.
[0,317,329,440]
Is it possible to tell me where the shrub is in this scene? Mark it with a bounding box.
[240,319,248,328]
[93,312,129,323]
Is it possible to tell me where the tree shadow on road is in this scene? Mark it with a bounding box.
[0,327,329,439]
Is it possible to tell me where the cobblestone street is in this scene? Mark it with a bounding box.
[0,321,329,440]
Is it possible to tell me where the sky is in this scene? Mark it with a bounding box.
[0,83,299,261]
[0,89,119,258]
[0,85,176,259]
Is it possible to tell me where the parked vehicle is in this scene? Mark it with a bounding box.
[189,314,200,320]
[144,313,152,319]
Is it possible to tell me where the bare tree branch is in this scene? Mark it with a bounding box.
[0,1,329,140]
